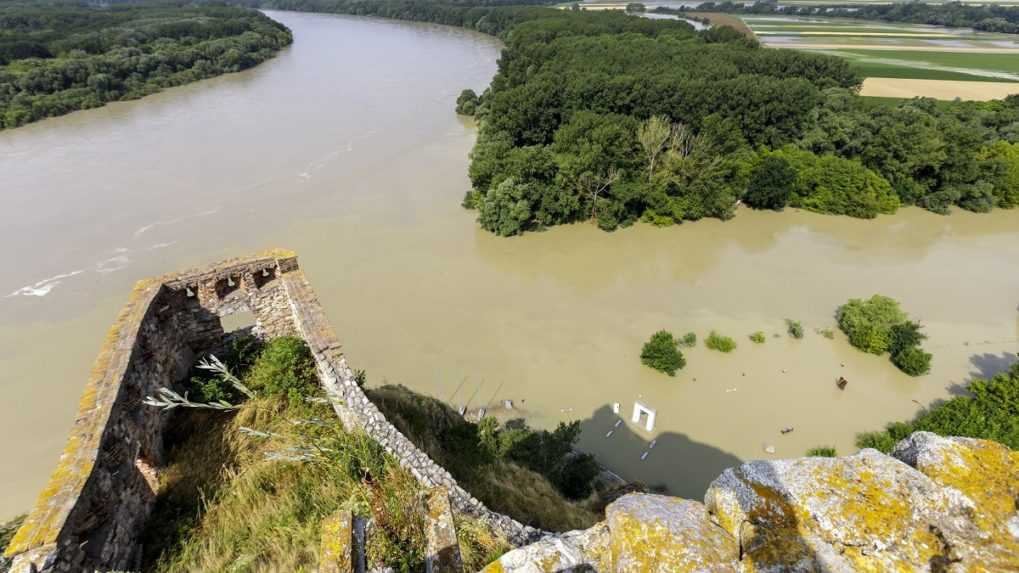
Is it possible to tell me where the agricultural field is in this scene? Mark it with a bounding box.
[739,14,1019,99]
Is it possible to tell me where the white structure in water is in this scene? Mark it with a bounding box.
[632,401,656,432]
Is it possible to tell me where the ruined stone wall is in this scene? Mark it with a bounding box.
[279,269,543,546]
[4,250,538,573]
[4,251,304,572]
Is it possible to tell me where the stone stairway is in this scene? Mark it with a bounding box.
[319,487,465,573]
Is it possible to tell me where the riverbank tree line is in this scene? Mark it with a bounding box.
[236,1,1019,234]
[682,1,1019,35]
[461,13,1018,234]
[0,1,292,129]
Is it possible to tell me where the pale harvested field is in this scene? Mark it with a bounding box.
[764,42,1019,53]
[861,77,1019,100]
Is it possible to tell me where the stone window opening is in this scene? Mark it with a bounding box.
[215,275,240,298]
[253,266,277,289]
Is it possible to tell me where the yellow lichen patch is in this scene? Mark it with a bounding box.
[319,510,353,573]
[478,559,506,573]
[4,280,160,557]
[912,439,1019,570]
[607,498,736,573]
[805,463,943,571]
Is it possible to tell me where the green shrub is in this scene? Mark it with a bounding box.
[888,321,926,356]
[679,332,697,348]
[856,363,1019,453]
[184,374,241,404]
[836,295,907,354]
[806,446,836,457]
[640,330,686,376]
[818,328,835,340]
[837,296,932,375]
[705,331,736,353]
[245,336,319,404]
[786,319,804,339]
[455,88,479,115]
[749,331,766,344]
[744,155,794,210]
[891,346,932,377]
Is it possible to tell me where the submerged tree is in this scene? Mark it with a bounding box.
[641,330,686,376]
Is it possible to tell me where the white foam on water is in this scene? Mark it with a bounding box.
[5,270,86,298]
[132,207,221,237]
[96,254,131,274]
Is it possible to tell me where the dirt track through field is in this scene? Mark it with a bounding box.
[861,77,1019,100]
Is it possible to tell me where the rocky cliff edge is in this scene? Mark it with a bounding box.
[481,432,1019,573]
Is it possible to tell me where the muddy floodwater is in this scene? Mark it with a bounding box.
[2,10,1018,520]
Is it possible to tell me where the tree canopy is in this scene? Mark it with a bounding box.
[276,1,1017,235]
[0,1,292,129]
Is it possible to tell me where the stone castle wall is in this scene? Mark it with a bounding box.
[3,251,537,573]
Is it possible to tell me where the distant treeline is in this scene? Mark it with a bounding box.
[682,1,1019,35]
[240,0,1018,235]
[0,1,292,129]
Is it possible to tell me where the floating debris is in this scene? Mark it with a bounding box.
[763,444,776,454]
[612,402,620,414]
[837,377,848,390]
[781,427,794,435]
[725,387,737,393]
[503,400,514,410]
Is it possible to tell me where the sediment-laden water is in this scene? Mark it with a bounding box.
[1,10,1017,519]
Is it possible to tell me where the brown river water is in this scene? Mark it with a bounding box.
[1,10,1018,520]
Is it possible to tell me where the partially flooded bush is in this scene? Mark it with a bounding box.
[640,330,686,376]
[705,331,736,353]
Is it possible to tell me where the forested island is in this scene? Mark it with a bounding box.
[682,1,1019,35]
[248,0,1018,235]
[0,1,292,129]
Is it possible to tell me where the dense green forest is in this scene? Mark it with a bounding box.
[684,1,1019,35]
[0,1,292,129]
[246,0,1019,235]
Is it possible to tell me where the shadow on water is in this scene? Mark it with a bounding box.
[578,404,742,500]
[968,351,1018,381]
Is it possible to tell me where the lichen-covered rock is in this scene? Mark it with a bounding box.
[704,443,1017,573]
[479,523,608,573]
[478,433,1019,573]
[319,509,353,573]
[891,432,1019,571]
[605,494,737,573]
